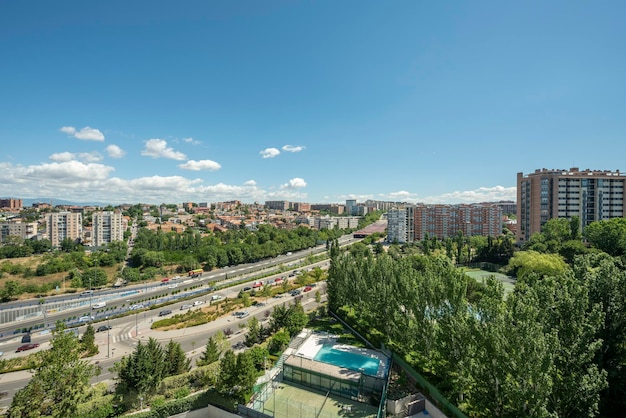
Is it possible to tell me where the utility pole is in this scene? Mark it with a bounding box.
[107,316,110,358]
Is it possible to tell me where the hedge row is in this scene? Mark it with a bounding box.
[126,389,237,418]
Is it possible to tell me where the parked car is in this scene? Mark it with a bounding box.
[242,286,252,292]
[96,325,112,333]
[290,290,301,296]
[159,309,172,317]
[304,286,313,292]
[180,304,193,310]
[193,300,204,306]
[16,343,40,352]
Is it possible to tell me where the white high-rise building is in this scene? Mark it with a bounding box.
[387,207,410,243]
[92,211,124,247]
[47,212,83,248]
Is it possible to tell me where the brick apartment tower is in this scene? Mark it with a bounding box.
[516,168,626,244]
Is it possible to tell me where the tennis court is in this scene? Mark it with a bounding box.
[463,269,516,294]
[260,381,378,418]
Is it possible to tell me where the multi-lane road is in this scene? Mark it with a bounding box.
[0,235,356,336]
[0,236,351,410]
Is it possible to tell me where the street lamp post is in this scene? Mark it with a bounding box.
[107,316,110,358]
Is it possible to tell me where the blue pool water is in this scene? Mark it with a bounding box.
[314,344,380,376]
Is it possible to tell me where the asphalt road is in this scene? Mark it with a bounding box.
[0,235,353,336]
[0,278,327,411]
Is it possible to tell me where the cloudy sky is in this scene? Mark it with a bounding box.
[1,1,625,205]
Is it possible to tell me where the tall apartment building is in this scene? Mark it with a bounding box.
[0,220,38,243]
[92,211,125,247]
[47,211,83,248]
[517,168,626,243]
[0,198,23,210]
[387,203,503,242]
[293,202,311,212]
[387,207,410,243]
[264,200,290,211]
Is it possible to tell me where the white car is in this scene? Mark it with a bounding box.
[193,300,204,306]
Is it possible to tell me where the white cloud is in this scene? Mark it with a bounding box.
[373,185,516,205]
[281,177,307,189]
[141,139,187,161]
[106,144,126,158]
[0,162,290,204]
[282,145,304,153]
[422,185,516,204]
[60,126,76,134]
[260,148,280,159]
[337,193,375,201]
[182,137,201,145]
[49,151,103,163]
[179,159,222,171]
[60,126,105,141]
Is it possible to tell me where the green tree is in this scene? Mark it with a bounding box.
[1,280,22,301]
[197,335,222,366]
[578,255,626,416]
[584,217,626,257]
[114,337,165,401]
[235,351,257,396]
[163,339,191,376]
[217,350,237,394]
[245,316,261,347]
[81,324,98,356]
[530,274,607,417]
[8,322,97,418]
[268,330,291,355]
[506,250,567,280]
[248,345,270,371]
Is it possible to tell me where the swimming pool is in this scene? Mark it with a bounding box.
[314,344,380,376]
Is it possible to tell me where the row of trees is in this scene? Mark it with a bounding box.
[113,337,190,407]
[128,224,344,272]
[327,244,626,417]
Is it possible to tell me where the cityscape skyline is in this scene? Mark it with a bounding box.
[1,1,625,205]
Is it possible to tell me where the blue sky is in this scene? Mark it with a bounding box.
[1,1,625,205]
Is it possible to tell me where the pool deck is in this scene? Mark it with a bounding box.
[285,354,362,382]
[294,330,390,378]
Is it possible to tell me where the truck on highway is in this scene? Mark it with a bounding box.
[188,268,203,278]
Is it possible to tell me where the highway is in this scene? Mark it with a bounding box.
[0,235,354,336]
[0,259,332,410]
[0,233,360,410]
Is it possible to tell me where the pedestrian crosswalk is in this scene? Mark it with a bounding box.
[100,332,134,344]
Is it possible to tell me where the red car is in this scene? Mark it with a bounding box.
[304,286,313,292]
[16,343,40,352]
